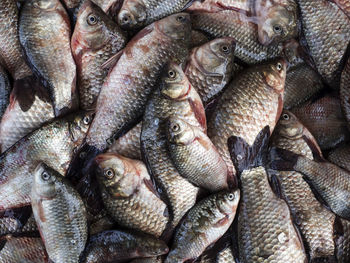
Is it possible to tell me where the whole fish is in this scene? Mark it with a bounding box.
[269,110,336,260]
[141,62,205,232]
[328,143,350,172]
[254,0,298,45]
[95,152,169,238]
[207,59,286,182]
[335,218,350,263]
[72,0,127,111]
[117,0,195,30]
[0,236,48,263]
[82,230,169,263]
[0,77,54,153]
[270,147,350,220]
[340,56,350,127]
[19,0,77,116]
[191,10,283,64]
[187,0,251,13]
[296,0,350,87]
[0,65,11,122]
[0,0,32,80]
[0,111,92,211]
[292,94,350,150]
[332,0,350,18]
[228,127,307,263]
[31,163,88,263]
[185,37,238,106]
[0,207,37,237]
[108,122,142,160]
[166,116,229,191]
[165,190,239,263]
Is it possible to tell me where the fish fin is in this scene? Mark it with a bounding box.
[102,49,124,70]
[301,135,325,162]
[0,237,6,251]
[268,172,283,199]
[269,147,299,171]
[227,126,270,175]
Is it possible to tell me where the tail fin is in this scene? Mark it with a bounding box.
[227,126,270,175]
[269,147,299,171]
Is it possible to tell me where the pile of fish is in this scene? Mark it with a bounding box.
[0,0,350,262]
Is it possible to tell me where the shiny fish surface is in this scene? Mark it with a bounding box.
[328,143,350,172]
[0,207,37,237]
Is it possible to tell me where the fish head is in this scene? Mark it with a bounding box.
[117,0,147,30]
[166,117,196,145]
[156,13,191,41]
[69,112,93,145]
[263,58,287,92]
[95,153,140,197]
[32,163,61,199]
[194,37,236,75]
[258,3,298,46]
[216,190,240,217]
[31,0,59,11]
[282,39,304,67]
[275,110,304,139]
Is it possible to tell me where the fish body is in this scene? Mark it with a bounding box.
[165,191,240,263]
[72,0,127,110]
[0,66,11,122]
[0,207,37,237]
[31,163,88,263]
[95,152,169,238]
[19,0,77,116]
[333,0,350,18]
[187,0,251,12]
[328,143,350,172]
[336,218,350,263]
[340,56,350,127]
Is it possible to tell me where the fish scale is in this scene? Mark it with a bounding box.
[0,65,11,122]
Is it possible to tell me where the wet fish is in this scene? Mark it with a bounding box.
[335,217,350,263]
[95,152,169,238]
[165,190,239,263]
[19,0,77,116]
[118,0,194,30]
[0,0,32,80]
[108,122,142,160]
[72,0,127,111]
[0,236,48,263]
[328,143,350,172]
[270,147,350,220]
[0,77,54,153]
[185,37,238,106]
[0,207,37,237]
[166,117,229,191]
[82,230,169,263]
[31,163,88,263]
[0,65,11,122]
[207,59,286,182]
[191,10,283,64]
[187,0,251,13]
[340,56,350,127]
[296,0,350,87]
[291,94,350,150]
[141,62,205,232]
[269,110,336,260]
[228,127,307,263]
[0,111,92,211]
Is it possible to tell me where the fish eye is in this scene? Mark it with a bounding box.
[273,24,283,34]
[282,113,290,120]
[168,70,176,79]
[87,14,97,26]
[104,169,115,179]
[221,45,230,54]
[228,193,235,200]
[41,171,51,181]
[171,123,180,132]
[83,116,91,125]
[276,62,283,71]
[176,15,186,22]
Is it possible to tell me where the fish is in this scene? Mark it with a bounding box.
[190,30,211,48]
[198,244,237,263]
[340,56,350,128]
[186,0,251,13]
[207,58,286,182]
[95,152,169,238]
[269,110,336,260]
[332,0,350,18]
[141,62,205,233]
[0,65,11,122]
[0,0,32,80]
[108,122,142,160]
[228,127,307,262]
[0,76,54,153]
[165,190,239,262]
[254,0,298,45]
[296,0,350,88]
[335,217,350,263]
[191,10,283,64]
[88,214,116,236]
[185,37,238,106]
[72,0,127,111]
[0,207,37,237]
[117,0,195,30]
[92,0,124,13]
[82,230,169,263]
[19,0,78,116]
[166,116,229,191]
[328,143,350,172]
[270,147,350,220]
[291,94,350,150]
[62,0,80,9]
[31,163,88,263]
[130,257,163,263]
[0,111,92,211]
[0,235,48,263]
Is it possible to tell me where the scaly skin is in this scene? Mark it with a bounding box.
[328,143,350,172]
[187,0,252,12]
[333,0,350,18]
[270,111,335,260]
[0,207,37,237]
[340,56,350,128]
[336,218,350,263]
[31,163,88,263]
[0,65,11,122]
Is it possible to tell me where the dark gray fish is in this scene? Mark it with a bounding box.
[328,143,350,172]
[0,65,11,122]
